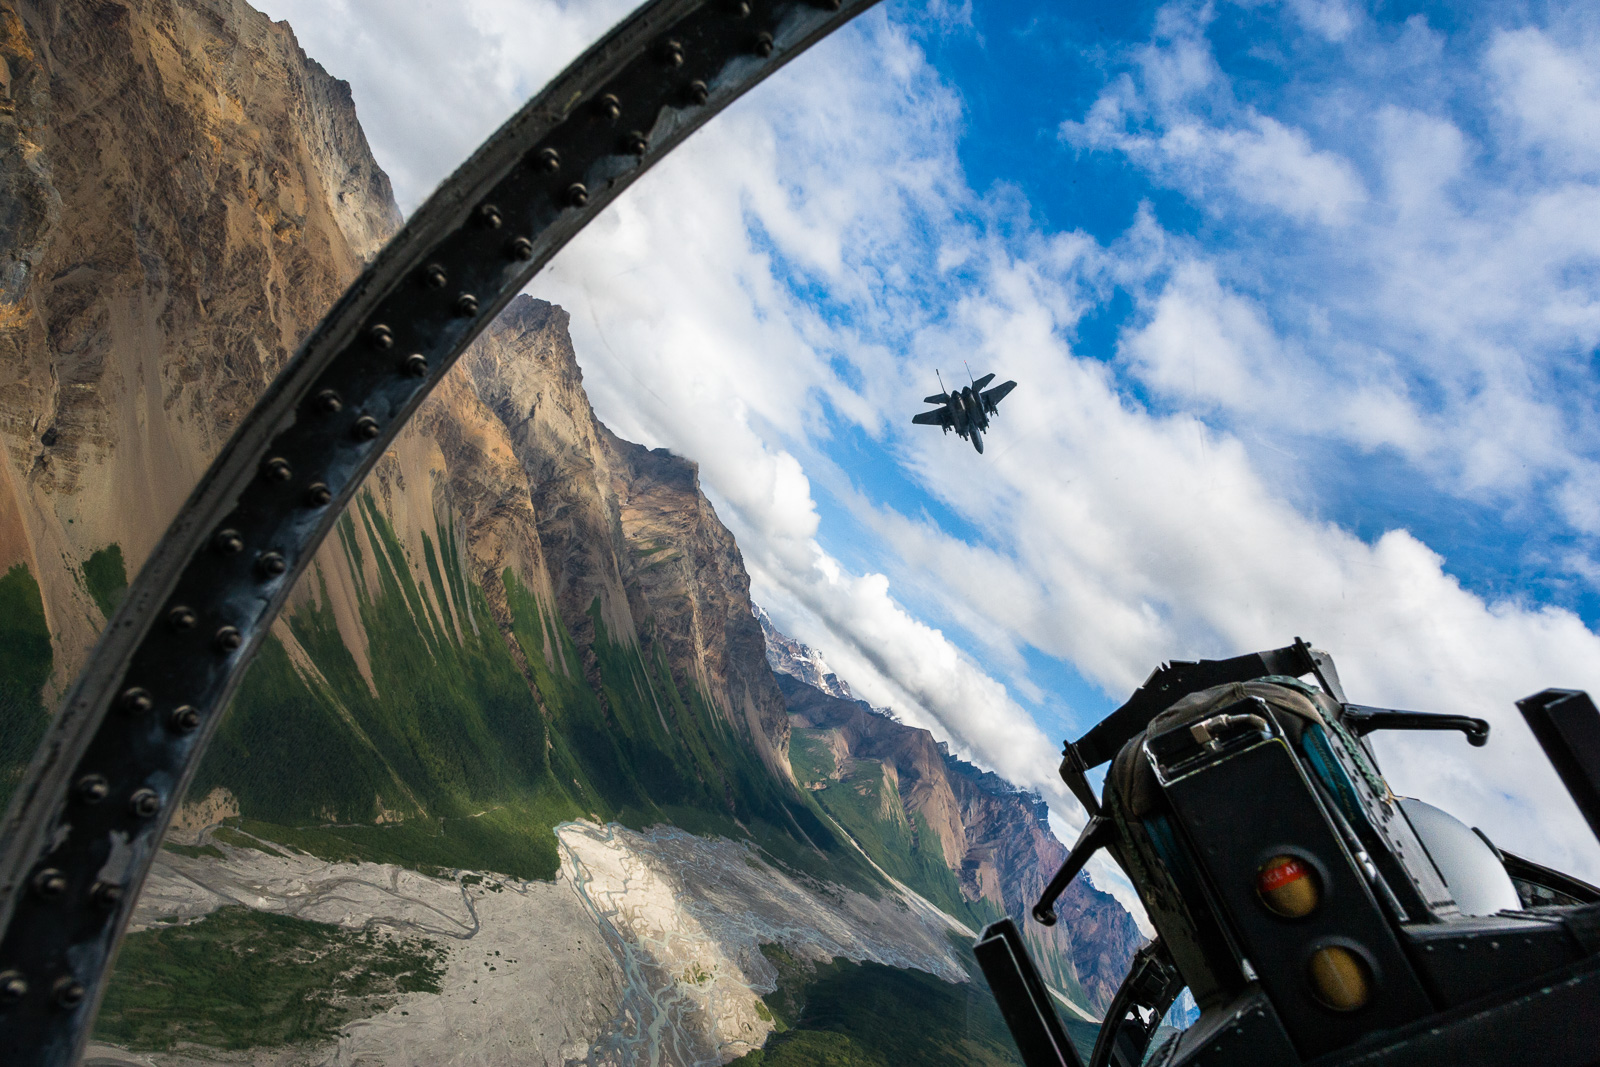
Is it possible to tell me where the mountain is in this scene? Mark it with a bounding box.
[753,613,1144,1010]
[772,665,1144,1013]
[0,0,402,795]
[754,604,857,702]
[0,0,1144,1061]
[0,0,830,876]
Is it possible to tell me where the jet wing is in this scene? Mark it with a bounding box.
[981,380,1017,408]
[912,408,952,427]
[971,372,995,391]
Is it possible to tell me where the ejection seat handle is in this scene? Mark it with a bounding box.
[1033,816,1115,927]
[1342,704,1491,747]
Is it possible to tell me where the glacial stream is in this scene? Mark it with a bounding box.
[558,823,724,1067]
[553,820,972,1067]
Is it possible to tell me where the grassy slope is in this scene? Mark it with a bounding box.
[190,501,584,880]
[788,725,1098,1013]
[730,942,1099,1067]
[2,518,1093,1058]
[81,543,127,619]
[92,907,446,1050]
[0,562,52,811]
[0,494,870,892]
[185,494,872,891]
[6,507,1064,1058]
[0,547,126,810]
[789,728,1003,931]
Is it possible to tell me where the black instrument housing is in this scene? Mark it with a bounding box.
[984,641,1600,1067]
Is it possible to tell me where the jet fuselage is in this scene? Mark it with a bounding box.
[912,372,1014,454]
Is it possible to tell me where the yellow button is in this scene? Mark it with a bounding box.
[1307,946,1371,1011]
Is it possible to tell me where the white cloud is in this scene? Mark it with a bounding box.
[1064,4,1600,524]
[1061,6,1365,226]
[1120,259,1432,458]
[1488,26,1600,177]
[1284,0,1357,43]
[262,0,1600,907]
[1133,113,1367,224]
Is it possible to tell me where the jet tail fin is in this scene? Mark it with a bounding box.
[924,393,949,404]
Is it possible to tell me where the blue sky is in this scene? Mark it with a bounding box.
[258,0,1600,896]
[794,0,1600,714]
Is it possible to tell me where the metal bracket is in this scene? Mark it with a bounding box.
[1033,815,1115,927]
[1517,689,1600,846]
[975,917,1086,1067]
[1058,741,1101,818]
[1070,642,1321,771]
[1087,938,1184,1067]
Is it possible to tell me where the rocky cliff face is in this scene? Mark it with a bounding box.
[0,0,402,695]
[0,0,797,843]
[463,299,792,781]
[780,672,1145,1012]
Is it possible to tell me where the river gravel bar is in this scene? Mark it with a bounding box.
[85,820,972,1067]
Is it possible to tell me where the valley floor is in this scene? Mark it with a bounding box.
[84,820,974,1067]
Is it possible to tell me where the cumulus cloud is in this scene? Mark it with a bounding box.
[1284,0,1357,43]
[1067,109,1366,225]
[1064,4,1600,531]
[1061,5,1365,226]
[1488,26,1600,177]
[259,0,1600,906]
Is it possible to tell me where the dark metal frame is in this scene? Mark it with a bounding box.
[1518,689,1600,842]
[975,918,1086,1067]
[1014,646,1600,1067]
[0,1,879,1060]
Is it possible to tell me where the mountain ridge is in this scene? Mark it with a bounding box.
[0,0,823,872]
[755,603,858,703]
[0,0,1146,1057]
[760,623,1144,1012]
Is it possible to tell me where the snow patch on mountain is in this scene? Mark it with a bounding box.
[755,605,906,724]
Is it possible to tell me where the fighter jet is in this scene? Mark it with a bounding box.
[912,367,1017,454]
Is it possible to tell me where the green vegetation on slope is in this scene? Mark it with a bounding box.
[93,906,445,1050]
[211,823,285,857]
[502,567,878,894]
[734,940,1100,1067]
[788,727,838,786]
[194,633,416,826]
[192,501,585,880]
[730,944,1032,1067]
[789,728,1003,930]
[81,542,127,618]
[0,563,52,810]
[943,933,1102,1064]
[163,842,223,860]
[787,727,1100,1015]
[1019,922,1093,1011]
[191,495,873,891]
